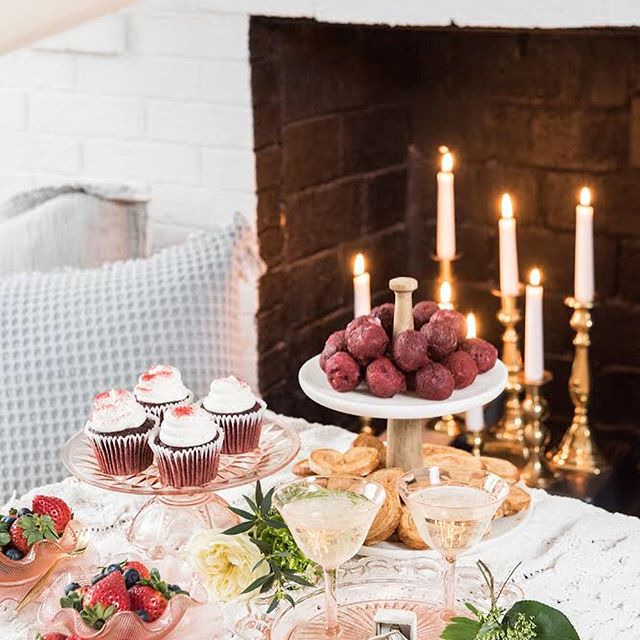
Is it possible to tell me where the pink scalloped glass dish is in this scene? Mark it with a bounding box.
[37,554,222,640]
[0,519,81,588]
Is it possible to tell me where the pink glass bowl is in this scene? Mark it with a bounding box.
[37,553,218,640]
[0,519,81,588]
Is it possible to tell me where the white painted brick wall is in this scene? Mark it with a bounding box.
[0,0,637,390]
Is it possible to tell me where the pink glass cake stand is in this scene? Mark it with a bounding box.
[263,557,523,640]
[62,420,300,558]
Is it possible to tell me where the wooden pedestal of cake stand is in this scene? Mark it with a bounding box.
[298,277,509,472]
[386,277,423,469]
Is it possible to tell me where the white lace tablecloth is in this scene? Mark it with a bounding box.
[2,413,639,639]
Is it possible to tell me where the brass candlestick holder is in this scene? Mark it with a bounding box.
[483,287,526,462]
[521,372,556,489]
[549,298,608,475]
[431,254,462,437]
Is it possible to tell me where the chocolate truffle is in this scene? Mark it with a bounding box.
[415,362,455,401]
[325,352,362,392]
[366,357,407,398]
[430,309,468,343]
[370,303,395,337]
[443,350,478,389]
[413,300,439,330]
[320,330,347,371]
[460,338,498,374]
[421,321,458,361]
[392,330,430,372]
[346,317,389,366]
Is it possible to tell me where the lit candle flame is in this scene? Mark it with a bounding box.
[441,151,453,173]
[439,281,452,306]
[580,187,591,207]
[438,145,450,155]
[529,268,542,287]
[353,253,366,277]
[501,193,513,219]
[466,312,477,339]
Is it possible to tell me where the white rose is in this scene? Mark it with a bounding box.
[185,530,269,603]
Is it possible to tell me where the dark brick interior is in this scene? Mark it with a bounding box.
[251,18,640,510]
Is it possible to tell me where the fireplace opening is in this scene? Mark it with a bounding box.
[251,17,640,510]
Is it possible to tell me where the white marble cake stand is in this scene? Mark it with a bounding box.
[299,355,508,420]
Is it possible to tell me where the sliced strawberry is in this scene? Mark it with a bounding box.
[32,496,72,535]
[122,560,150,580]
[10,514,59,553]
[36,634,68,640]
[81,571,131,630]
[129,584,168,622]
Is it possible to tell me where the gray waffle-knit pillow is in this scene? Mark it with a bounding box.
[0,213,260,498]
[0,184,149,274]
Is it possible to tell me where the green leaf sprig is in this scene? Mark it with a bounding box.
[441,561,580,640]
[222,481,318,613]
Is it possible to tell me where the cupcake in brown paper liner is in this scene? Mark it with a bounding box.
[133,364,193,420]
[149,405,223,488]
[84,389,157,476]
[201,376,266,454]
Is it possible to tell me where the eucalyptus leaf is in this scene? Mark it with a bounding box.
[222,521,255,535]
[229,506,256,521]
[504,601,580,640]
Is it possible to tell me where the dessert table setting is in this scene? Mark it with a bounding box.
[0,151,637,640]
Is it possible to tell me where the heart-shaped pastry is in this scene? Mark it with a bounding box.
[352,433,386,467]
[479,456,520,483]
[422,443,472,458]
[309,447,380,476]
[397,506,429,550]
[422,452,483,470]
[494,485,531,518]
[292,458,313,477]
[364,468,404,545]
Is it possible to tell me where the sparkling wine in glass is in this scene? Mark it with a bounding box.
[398,466,508,619]
[273,475,385,638]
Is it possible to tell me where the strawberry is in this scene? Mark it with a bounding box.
[122,560,150,580]
[9,514,59,553]
[81,570,131,630]
[32,496,72,535]
[129,584,168,622]
[36,634,68,640]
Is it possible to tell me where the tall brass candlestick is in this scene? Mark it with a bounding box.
[432,255,462,437]
[549,298,608,475]
[521,372,556,489]
[483,288,525,461]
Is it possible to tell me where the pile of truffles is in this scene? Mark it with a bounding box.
[319,301,498,400]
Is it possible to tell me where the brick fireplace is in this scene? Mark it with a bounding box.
[252,18,640,499]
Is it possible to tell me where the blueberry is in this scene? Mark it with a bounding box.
[17,508,32,517]
[168,584,181,592]
[4,548,23,561]
[91,573,105,585]
[124,568,140,589]
[105,563,122,575]
[2,516,16,526]
[64,582,81,595]
[136,610,150,622]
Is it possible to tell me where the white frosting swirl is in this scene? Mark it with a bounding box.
[159,405,221,448]
[87,389,147,434]
[134,365,190,404]
[202,375,257,414]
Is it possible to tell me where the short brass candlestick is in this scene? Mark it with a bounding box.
[549,298,608,475]
[484,288,525,462]
[431,254,462,437]
[521,372,556,489]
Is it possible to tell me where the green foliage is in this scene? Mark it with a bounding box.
[441,561,580,640]
[223,481,318,613]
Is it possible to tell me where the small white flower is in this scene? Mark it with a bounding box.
[185,530,268,603]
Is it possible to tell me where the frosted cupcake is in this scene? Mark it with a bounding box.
[133,364,193,420]
[84,389,157,476]
[150,405,223,488]
[201,376,266,454]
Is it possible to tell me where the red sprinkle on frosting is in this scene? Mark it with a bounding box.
[172,405,195,417]
[141,365,173,381]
